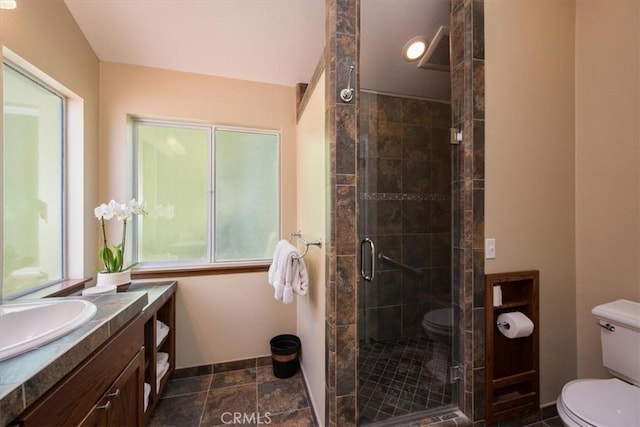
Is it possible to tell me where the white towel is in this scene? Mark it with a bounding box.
[156,320,169,347]
[156,361,170,393]
[268,239,309,304]
[268,240,288,284]
[293,257,309,297]
[157,352,169,366]
[144,382,151,412]
[269,240,297,302]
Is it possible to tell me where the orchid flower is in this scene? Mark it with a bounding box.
[95,198,146,273]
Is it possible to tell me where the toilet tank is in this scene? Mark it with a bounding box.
[591,299,640,386]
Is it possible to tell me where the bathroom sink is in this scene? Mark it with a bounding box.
[0,299,97,362]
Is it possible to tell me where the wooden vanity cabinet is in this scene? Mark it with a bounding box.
[13,315,144,427]
[79,349,144,427]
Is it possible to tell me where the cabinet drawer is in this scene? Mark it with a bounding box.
[15,315,144,426]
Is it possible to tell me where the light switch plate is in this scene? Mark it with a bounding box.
[485,238,496,259]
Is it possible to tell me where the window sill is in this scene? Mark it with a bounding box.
[15,278,92,300]
[131,263,270,280]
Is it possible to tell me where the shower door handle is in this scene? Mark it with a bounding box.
[360,238,375,282]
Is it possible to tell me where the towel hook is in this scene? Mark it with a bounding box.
[290,232,322,259]
[340,65,355,103]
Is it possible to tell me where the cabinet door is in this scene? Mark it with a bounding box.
[14,316,144,427]
[78,398,109,427]
[108,348,145,426]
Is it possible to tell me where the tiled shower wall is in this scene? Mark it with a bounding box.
[324,0,484,424]
[450,0,485,423]
[358,92,453,342]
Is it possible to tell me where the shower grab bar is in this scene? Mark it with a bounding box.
[290,232,322,259]
[378,253,423,276]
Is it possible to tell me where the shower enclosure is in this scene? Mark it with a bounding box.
[357,1,457,424]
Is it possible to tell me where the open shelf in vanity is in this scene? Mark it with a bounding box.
[127,281,177,424]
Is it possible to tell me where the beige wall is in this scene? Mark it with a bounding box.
[170,273,297,365]
[485,0,577,404]
[99,62,298,366]
[0,0,100,289]
[575,0,640,378]
[295,72,326,426]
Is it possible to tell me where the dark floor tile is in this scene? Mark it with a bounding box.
[172,365,212,379]
[541,405,558,420]
[258,377,309,414]
[200,383,257,426]
[148,392,206,427]
[257,356,272,367]
[268,408,316,426]
[257,365,280,383]
[213,358,256,373]
[162,375,211,398]
[543,416,564,427]
[210,368,256,389]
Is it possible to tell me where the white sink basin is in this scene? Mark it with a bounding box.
[0,299,97,362]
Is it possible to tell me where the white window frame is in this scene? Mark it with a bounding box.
[2,57,67,298]
[131,117,281,268]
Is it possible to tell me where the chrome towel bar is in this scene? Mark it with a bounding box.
[290,232,322,259]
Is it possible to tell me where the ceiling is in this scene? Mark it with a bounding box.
[64,0,450,100]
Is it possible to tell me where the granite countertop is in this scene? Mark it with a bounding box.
[0,280,177,426]
[127,280,177,322]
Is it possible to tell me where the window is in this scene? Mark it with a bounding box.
[133,120,279,267]
[2,62,65,298]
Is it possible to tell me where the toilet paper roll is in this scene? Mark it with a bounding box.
[497,311,534,338]
[493,285,503,307]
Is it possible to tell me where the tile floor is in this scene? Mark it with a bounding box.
[149,357,316,427]
[523,417,565,427]
[358,336,453,425]
[148,355,562,427]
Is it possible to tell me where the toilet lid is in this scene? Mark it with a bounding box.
[562,378,640,427]
[423,308,452,328]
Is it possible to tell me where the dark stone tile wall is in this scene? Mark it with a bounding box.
[325,0,359,425]
[450,0,485,423]
[358,92,452,343]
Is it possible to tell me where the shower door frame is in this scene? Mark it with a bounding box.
[323,0,486,424]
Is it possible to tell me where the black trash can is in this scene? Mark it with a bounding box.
[270,334,301,379]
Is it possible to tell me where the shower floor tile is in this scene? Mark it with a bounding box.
[358,336,452,425]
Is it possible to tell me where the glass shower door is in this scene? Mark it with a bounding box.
[357,91,455,424]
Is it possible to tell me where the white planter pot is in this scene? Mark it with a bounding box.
[96,270,131,289]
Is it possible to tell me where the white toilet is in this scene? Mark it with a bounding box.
[421,307,452,342]
[557,299,640,427]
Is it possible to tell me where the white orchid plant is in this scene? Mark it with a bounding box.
[94,199,146,273]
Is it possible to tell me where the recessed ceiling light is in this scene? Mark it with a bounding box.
[0,0,17,10]
[403,36,428,62]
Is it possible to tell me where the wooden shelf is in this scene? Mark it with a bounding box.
[495,300,529,309]
[485,270,539,424]
[143,291,176,424]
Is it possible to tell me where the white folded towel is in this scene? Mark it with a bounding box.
[293,256,309,297]
[144,382,151,412]
[268,239,309,304]
[156,320,169,347]
[157,352,169,366]
[156,361,170,393]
